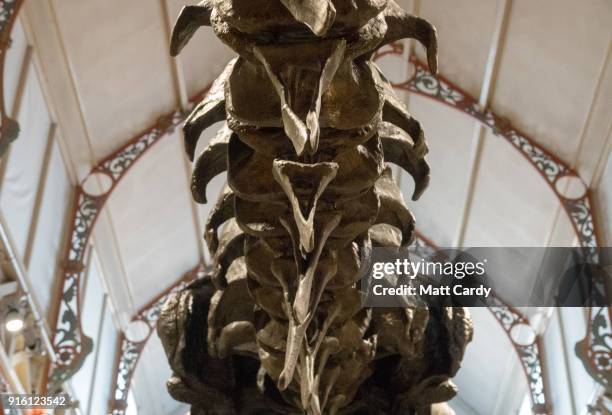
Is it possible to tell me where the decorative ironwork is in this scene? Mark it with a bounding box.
[577,304,612,392]
[109,267,201,415]
[0,0,25,157]
[487,298,549,414]
[48,104,202,391]
[402,60,602,254]
[587,390,612,415]
[382,48,609,404]
[413,234,552,414]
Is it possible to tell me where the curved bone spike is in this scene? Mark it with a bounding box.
[375,168,416,246]
[313,338,340,407]
[373,64,429,180]
[279,0,337,37]
[207,289,224,357]
[382,0,438,74]
[382,102,428,158]
[327,394,346,415]
[205,188,235,254]
[192,125,232,204]
[278,320,306,391]
[213,233,246,287]
[277,214,341,391]
[170,1,213,57]
[184,59,236,160]
[273,160,339,254]
[217,321,256,358]
[282,214,341,324]
[379,121,430,200]
[320,365,341,413]
[253,42,345,156]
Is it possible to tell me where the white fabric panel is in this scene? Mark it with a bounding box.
[88,304,119,415]
[132,334,187,415]
[491,0,612,163]
[559,308,598,411]
[417,0,499,97]
[0,67,51,256]
[70,256,106,413]
[27,140,72,321]
[3,18,28,116]
[92,209,135,327]
[400,95,475,246]
[106,133,200,310]
[51,0,178,159]
[543,312,576,415]
[452,308,526,414]
[463,129,560,246]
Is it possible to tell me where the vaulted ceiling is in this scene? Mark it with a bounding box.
[3,0,611,414]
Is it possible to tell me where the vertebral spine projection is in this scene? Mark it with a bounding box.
[158,1,472,414]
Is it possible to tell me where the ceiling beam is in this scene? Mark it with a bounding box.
[453,0,513,247]
[23,123,57,268]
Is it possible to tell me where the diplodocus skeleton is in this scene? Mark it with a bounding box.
[157,1,473,414]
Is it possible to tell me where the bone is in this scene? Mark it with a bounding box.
[253,42,346,156]
[381,0,438,74]
[280,0,337,36]
[204,187,235,254]
[217,321,256,358]
[379,121,430,200]
[254,47,308,155]
[192,125,231,204]
[170,1,213,56]
[306,40,346,153]
[272,160,339,254]
[374,63,429,159]
[313,338,341,403]
[213,232,245,288]
[374,168,415,246]
[165,1,473,413]
[184,59,236,160]
[277,214,342,391]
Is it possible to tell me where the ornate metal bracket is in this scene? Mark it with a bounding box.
[0,0,25,157]
[47,108,193,391]
[398,58,609,401]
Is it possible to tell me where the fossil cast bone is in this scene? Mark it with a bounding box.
[158,1,472,414]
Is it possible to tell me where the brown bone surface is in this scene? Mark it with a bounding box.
[158,1,472,414]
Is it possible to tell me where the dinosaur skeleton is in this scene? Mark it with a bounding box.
[157,1,473,414]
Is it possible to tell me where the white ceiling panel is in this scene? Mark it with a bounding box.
[463,129,561,246]
[491,0,612,164]
[402,95,476,246]
[452,308,527,414]
[106,131,200,309]
[51,0,178,159]
[417,0,501,97]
